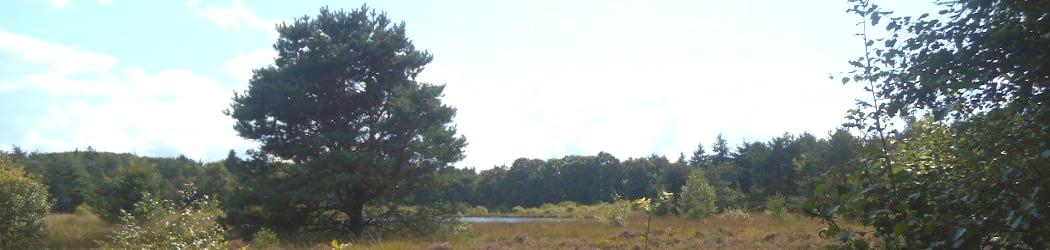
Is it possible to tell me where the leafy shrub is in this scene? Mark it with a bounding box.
[650,195,677,216]
[252,227,280,249]
[0,155,53,248]
[102,185,227,249]
[604,199,630,226]
[679,169,717,218]
[764,193,788,219]
[511,206,527,214]
[74,203,94,216]
[470,205,488,215]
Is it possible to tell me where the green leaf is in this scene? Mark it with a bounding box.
[841,77,850,84]
[801,200,815,214]
[815,184,828,197]
[885,39,897,47]
[893,222,909,236]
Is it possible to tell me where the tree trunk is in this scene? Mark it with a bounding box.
[348,202,366,235]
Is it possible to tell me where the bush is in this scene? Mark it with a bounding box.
[470,205,488,215]
[0,155,53,248]
[252,227,280,249]
[511,206,527,214]
[74,203,94,216]
[102,185,227,249]
[604,199,630,226]
[764,193,788,219]
[679,169,717,218]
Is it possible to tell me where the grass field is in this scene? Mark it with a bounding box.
[344,212,861,249]
[43,214,113,249]
[42,211,863,249]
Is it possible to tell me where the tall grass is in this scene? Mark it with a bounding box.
[466,201,625,220]
[43,214,113,249]
[340,212,869,249]
[43,211,869,249]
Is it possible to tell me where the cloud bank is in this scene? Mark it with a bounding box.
[0,30,254,161]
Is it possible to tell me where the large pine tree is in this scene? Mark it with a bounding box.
[226,5,466,234]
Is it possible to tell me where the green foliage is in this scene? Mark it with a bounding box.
[361,202,474,238]
[251,227,280,249]
[14,151,224,216]
[704,163,746,211]
[469,205,488,215]
[604,198,630,227]
[679,169,717,219]
[764,193,787,220]
[95,157,163,222]
[73,203,94,216]
[102,185,227,249]
[225,4,466,235]
[0,154,53,248]
[817,0,1050,248]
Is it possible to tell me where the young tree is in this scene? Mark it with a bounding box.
[96,157,163,222]
[710,133,731,165]
[688,144,708,167]
[0,154,52,248]
[226,5,466,234]
[104,185,227,249]
[679,168,716,218]
[816,0,1050,248]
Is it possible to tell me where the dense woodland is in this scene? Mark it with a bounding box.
[1,129,861,217]
[1,0,1048,248]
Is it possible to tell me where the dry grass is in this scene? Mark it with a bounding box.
[340,212,868,249]
[42,212,868,249]
[43,213,114,249]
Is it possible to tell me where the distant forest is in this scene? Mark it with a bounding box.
[3,128,860,219]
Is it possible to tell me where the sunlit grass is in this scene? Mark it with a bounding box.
[43,213,113,249]
[342,212,867,249]
[42,210,868,249]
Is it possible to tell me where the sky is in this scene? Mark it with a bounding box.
[0,0,940,169]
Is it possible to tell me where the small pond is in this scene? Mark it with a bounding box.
[459,216,574,223]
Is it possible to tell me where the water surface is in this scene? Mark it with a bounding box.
[460,216,574,223]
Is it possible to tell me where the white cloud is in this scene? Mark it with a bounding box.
[432,60,867,169]
[189,0,281,39]
[0,30,117,76]
[222,49,275,81]
[0,30,255,161]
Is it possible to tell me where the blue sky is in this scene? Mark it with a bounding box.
[0,0,939,168]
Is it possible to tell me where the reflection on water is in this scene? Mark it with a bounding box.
[459,216,574,223]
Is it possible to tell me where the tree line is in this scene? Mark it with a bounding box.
[411,131,865,214]
[1,147,235,222]
[1,128,869,234]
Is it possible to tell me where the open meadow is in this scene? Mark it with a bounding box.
[43,211,863,249]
